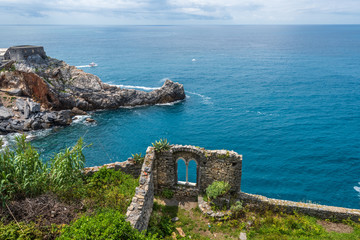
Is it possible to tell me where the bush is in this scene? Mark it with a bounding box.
[84,167,139,213]
[230,201,243,218]
[0,135,86,205]
[49,138,86,200]
[161,188,174,199]
[206,181,230,200]
[152,139,170,153]
[0,135,48,204]
[58,209,157,240]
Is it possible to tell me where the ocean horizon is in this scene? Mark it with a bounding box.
[0,25,359,209]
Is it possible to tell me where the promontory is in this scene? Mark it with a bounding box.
[0,45,185,134]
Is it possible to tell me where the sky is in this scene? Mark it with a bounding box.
[0,0,359,25]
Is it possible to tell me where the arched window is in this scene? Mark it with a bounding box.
[188,160,197,185]
[177,158,197,186]
[177,158,186,184]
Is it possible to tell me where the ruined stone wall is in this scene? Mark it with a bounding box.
[4,46,47,61]
[239,192,360,222]
[83,158,142,179]
[199,149,242,193]
[153,145,242,197]
[126,147,155,232]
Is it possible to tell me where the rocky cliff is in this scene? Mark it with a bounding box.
[0,56,185,134]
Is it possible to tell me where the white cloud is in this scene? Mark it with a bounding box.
[0,0,359,24]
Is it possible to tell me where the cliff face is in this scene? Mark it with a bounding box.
[0,57,185,134]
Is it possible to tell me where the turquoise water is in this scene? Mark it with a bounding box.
[0,25,359,209]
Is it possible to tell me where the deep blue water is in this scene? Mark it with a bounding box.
[0,25,359,209]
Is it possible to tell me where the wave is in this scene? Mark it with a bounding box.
[76,65,92,68]
[25,129,53,141]
[186,91,212,105]
[0,129,52,149]
[155,99,184,106]
[113,84,159,91]
[354,184,360,196]
[72,115,92,124]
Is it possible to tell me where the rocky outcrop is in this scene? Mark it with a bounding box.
[0,49,185,134]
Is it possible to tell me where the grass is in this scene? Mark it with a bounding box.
[148,197,360,240]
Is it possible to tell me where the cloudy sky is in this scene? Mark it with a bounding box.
[0,0,359,25]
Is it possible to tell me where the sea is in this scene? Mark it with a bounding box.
[0,25,359,209]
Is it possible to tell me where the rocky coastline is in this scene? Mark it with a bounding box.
[0,46,186,135]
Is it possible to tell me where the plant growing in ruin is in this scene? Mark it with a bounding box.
[131,153,144,164]
[206,181,230,200]
[152,139,170,153]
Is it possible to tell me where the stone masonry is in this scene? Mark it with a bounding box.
[4,45,47,62]
[126,146,155,232]
[154,145,243,197]
[239,192,360,222]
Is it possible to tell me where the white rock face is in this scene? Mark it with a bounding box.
[0,106,14,120]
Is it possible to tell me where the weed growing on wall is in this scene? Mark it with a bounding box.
[152,139,170,153]
[132,153,145,164]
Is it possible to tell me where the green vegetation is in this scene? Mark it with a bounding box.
[83,167,138,213]
[152,139,170,153]
[0,221,62,240]
[149,198,360,240]
[9,64,16,72]
[230,201,243,218]
[132,152,145,164]
[58,209,156,240]
[161,188,174,199]
[0,136,146,239]
[206,181,230,200]
[0,135,85,205]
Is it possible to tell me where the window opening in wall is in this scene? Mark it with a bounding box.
[188,160,197,185]
[177,159,186,184]
[177,158,197,187]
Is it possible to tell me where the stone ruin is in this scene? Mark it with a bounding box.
[86,143,360,232]
[125,145,242,231]
[4,45,47,62]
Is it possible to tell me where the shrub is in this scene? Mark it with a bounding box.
[0,135,47,204]
[0,222,62,240]
[58,209,157,240]
[230,201,243,218]
[84,167,139,213]
[206,181,230,200]
[132,153,144,164]
[161,188,174,199]
[0,135,86,205]
[152,139,170,153]
[0,221,43,240]
[49,138,86,200]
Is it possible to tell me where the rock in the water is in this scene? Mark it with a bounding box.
[55,110,72,125]
[85,118,96,123]
[71,107,87,115]
[0,106,14,120]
